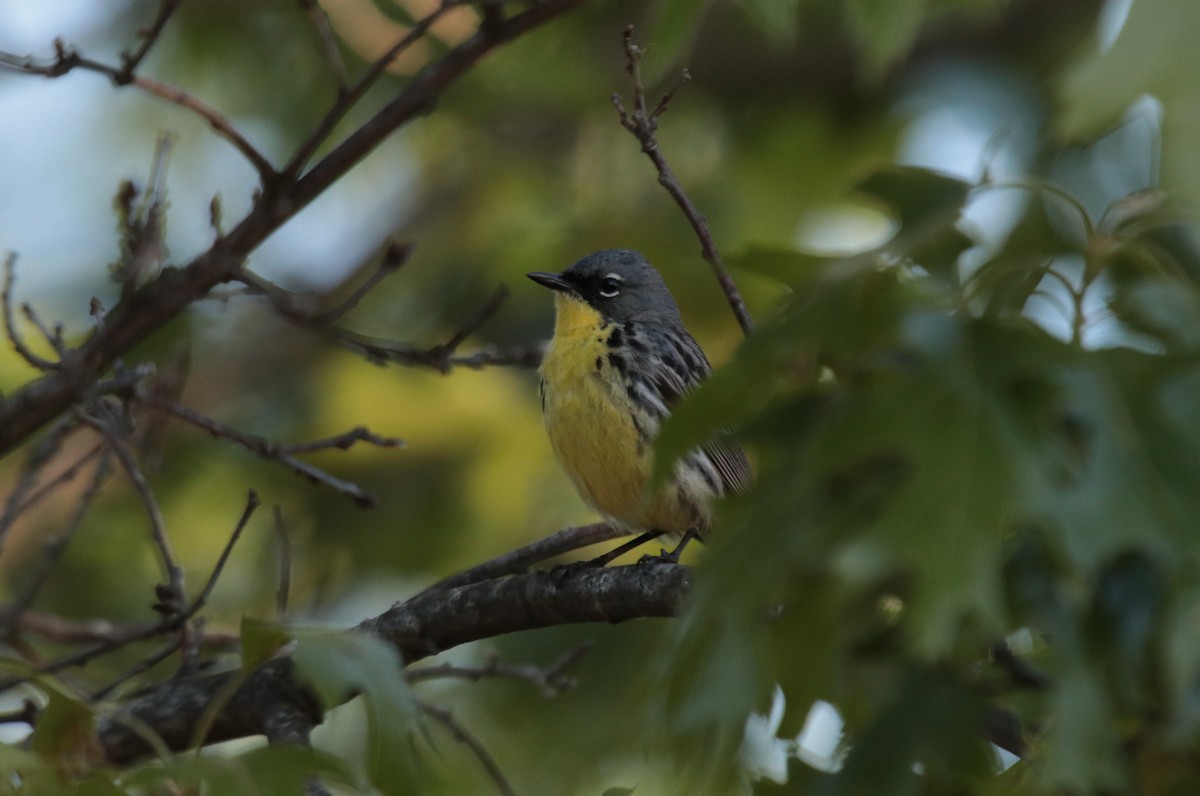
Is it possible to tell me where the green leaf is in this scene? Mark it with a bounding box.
[826,667,993,795]
[29,681,94,763]
[856,165,977,281]
[1059,0,1200,209]
[240,616,293,669]
[293,631,419,793]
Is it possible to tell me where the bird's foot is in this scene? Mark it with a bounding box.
[637,547,681,565]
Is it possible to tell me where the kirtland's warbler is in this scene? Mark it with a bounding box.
[528,249,751,562]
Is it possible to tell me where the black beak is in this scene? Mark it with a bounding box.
[526,271,574,292]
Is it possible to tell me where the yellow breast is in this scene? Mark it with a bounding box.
[540,294,648,525]
[539,294,705,534]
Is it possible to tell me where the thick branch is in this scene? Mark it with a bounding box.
[97,563,690,763]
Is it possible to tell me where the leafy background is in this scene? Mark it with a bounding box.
[2,0,1200,792]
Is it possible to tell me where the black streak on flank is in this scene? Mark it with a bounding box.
[608,353,628,377]
[607,327,624,348]
[595,356,603,371]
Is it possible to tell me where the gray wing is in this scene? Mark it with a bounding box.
[629,324,752,495]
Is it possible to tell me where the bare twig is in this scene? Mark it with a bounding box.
[21,303,66,358]
[416,698,517,796]
[79,408,186,621]
[284,0,464,176]
[407,642,591,698]
[91,639,184,701]
[3,254,59,371]
[277,427,402,455]
[429,522,624,591]
[117,0,186,81]
[426,285,510,363]
[273,505,292,619]
[311,241,415,324]
[0,48,274,179]
[191,490,261,615]
[0,601,238,694]
[612,26,754,337]
[136,394,401,507]
[297,0,350,94]
[241,263,534,373]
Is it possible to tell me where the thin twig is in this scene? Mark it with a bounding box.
[297,0,350,94]
[283,0,463,176]
[416,698,517,796]
[135,393,401,506]
[191,490,261,615]
[240,265,533,373]
[427,285,510,361]
[406,642,591,698]
[21,303,66,358]
[117,0,186,81]
[273,505,292,619]
[0,48,275,179]
[612,26,754,337]
[2,254,59,371]
[79,408,186,621]
[312,241,415,324]
[91,639,184,701]
[0,618,238,695]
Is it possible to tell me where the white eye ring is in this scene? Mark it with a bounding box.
[598,273,623,298]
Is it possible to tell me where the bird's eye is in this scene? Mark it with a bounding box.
[598,274,623,298]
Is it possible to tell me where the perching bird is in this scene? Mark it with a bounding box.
[528,249,751,563]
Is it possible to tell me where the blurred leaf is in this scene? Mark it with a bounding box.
[29,681,96,767]
[293,631,419,793]
[846,0,928,76]
[1087,550,1166,714]
[736,0,803,45]
[826,667,992,795]
[238,744,363,793]
[75,777,130,796]
[1042,659,1128,790]
[241,616,293,669]
[727,245,840,289]
[644,0,718,83]
[1059,0,1200,209]
[856,165,976,281]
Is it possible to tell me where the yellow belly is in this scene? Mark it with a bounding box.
[539,294,704,534]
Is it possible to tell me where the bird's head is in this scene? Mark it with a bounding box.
[527,249,683,326]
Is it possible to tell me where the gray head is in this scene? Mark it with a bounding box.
[527,249,683,325]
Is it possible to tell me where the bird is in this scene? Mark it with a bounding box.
[527,249,751,564]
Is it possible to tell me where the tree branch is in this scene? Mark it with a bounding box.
[0,0,585,460]
[612,26,754,337]
[97,562,690,762]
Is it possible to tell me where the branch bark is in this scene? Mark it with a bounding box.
[97,562,691,763]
